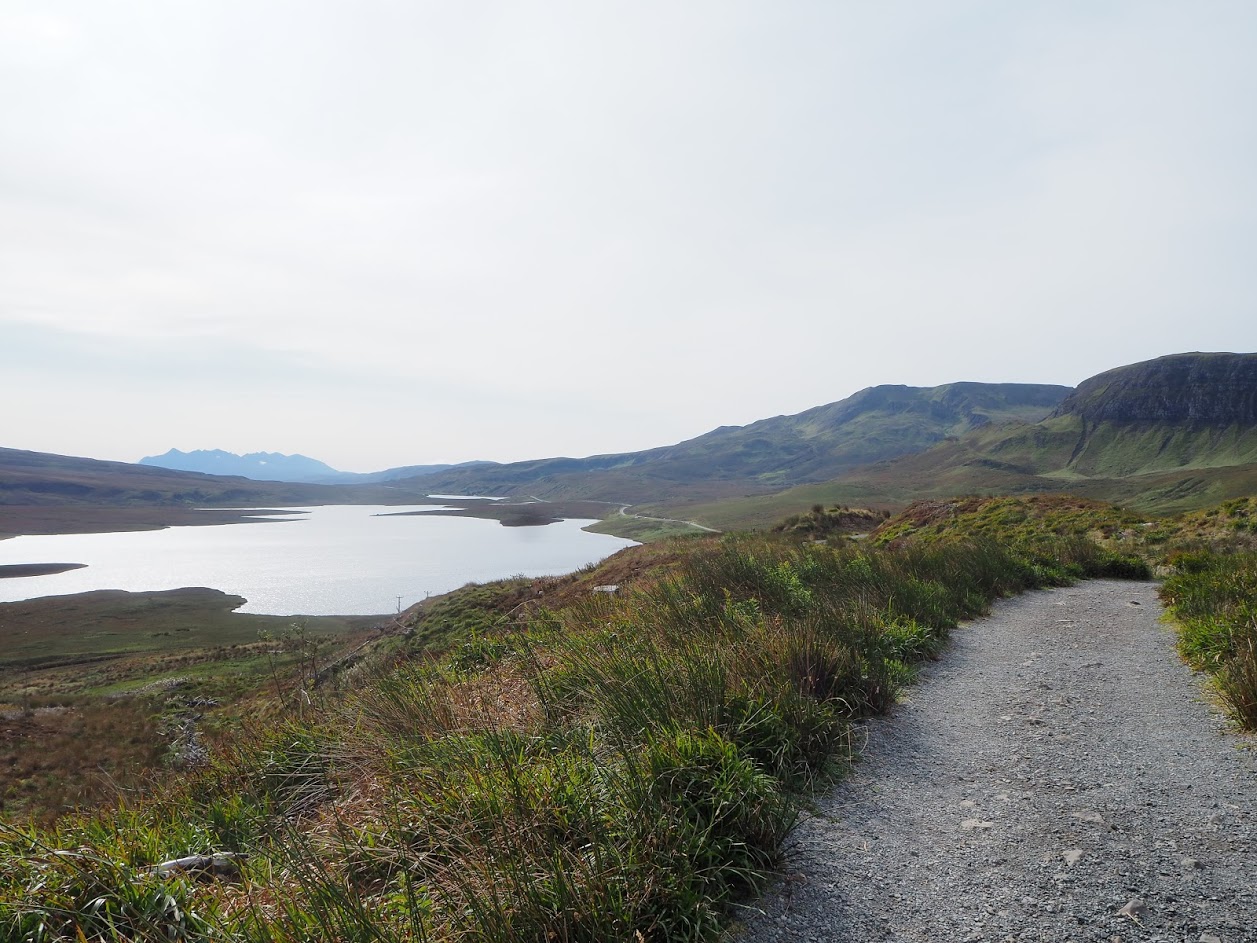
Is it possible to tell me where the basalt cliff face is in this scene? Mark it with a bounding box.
[743,352,1257,526]
[1052,352,1257,425]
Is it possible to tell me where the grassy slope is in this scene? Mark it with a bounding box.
[870,494,1156,558]
[8,491,1257,942]
[1,529,1145,941]
[393,383,1069,505]
[673,412,1257,531]
[0,588,381,822]
[0,543,699,824]
[583,514,712,541]
[627,382,1069,488]
[1065,421,1257,476]
[0,588,370,677]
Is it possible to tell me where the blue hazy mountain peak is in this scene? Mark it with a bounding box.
[138,448,342,482]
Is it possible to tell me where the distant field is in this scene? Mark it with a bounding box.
[0,586,385,820]
[0,587,379,696]
[382,497,619,527]
[666,460,1257,533]
[584,514,707,541]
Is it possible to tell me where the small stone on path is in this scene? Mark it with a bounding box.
[1118,898,1147,920]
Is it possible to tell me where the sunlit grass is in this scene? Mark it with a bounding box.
[1,525,1155,941]
[1161,550,1257,728]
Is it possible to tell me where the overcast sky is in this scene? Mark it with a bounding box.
[3,2,1255,472]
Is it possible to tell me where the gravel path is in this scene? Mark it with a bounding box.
[736,579,1256,943]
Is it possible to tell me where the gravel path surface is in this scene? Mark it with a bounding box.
[736,580,1256,943]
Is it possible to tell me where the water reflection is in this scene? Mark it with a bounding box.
[0,506,637,615]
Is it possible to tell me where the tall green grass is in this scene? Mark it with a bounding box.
[0,532,1147,942]
[1161,551,1257,728]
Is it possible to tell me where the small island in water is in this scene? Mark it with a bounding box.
[0,562,87,579]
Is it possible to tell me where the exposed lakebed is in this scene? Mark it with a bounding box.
[0,505,638,615]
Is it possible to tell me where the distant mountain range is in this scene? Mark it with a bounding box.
[0,446,436,511]
[139,449,342,482]
[402,382,1073,504]
[4,351,1256,537]
[137,448,491,484]
[138,383,1072,495]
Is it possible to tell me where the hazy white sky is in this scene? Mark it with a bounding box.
[3,2,1255,472]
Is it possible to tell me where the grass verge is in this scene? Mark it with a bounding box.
[1160,550,1257,729]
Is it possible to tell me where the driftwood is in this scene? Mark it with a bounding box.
[150,852,244,880]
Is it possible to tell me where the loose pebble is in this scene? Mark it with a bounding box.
[1118,898,1147,919]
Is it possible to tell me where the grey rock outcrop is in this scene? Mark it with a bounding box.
[1052,352,1257,425]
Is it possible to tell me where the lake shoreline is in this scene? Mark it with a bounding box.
[0,498,640,539]
[0,562,87,579]
[379,497,620,528]
[0,506,319,541]
[0,505,639,616]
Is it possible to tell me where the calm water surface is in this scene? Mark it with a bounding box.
[0,506,638,615]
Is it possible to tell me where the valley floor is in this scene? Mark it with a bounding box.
[736,581,1256,942]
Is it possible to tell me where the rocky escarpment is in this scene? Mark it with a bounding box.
[1053,352,1257,425]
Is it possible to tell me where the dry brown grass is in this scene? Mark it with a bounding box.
[0,698,164,821]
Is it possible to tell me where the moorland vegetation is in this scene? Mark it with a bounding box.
[15,488,1257,942]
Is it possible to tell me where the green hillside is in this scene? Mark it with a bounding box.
[674,353,1257,529]
[407,382,1070,503]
